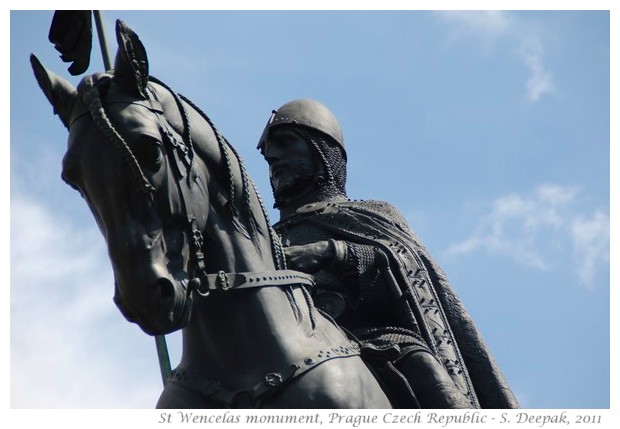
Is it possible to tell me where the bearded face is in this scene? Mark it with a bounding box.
[262,127,317,202]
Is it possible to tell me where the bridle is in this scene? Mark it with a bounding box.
[82,76,315,299]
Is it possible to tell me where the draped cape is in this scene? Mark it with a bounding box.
[276,200,519,409]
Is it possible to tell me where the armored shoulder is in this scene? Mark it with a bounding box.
[343,199,415,237]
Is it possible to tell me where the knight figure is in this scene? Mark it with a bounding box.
[257,99,519,409]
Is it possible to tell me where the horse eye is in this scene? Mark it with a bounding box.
[134,140,163,172]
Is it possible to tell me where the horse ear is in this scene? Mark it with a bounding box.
[30,54,77,130]
[113,20,149,99]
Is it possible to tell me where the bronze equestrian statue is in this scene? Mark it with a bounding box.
[31,20,391,408]
[31,17,517,408]
[257,99,519,408]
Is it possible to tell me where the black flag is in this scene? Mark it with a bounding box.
[48,11,93,76]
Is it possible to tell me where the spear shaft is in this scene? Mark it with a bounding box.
[93,11,112,70]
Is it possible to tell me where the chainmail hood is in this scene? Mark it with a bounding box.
[257,99,349,211]
[269,126,348,210]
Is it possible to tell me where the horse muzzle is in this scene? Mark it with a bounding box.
[115,276,193,336]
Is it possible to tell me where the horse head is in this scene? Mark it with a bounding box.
[31,20,211,335]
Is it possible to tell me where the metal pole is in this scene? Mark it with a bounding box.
[155,335,173,384]
[92,10,172,385]
[93,11,112,70]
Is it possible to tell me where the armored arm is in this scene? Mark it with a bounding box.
[326,239,383,305]
[283,239,384,305]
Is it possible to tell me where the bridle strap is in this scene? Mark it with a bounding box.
[190,269,315,296]
[148,84,207,277]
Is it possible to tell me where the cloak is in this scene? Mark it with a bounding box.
[275,199,519,409]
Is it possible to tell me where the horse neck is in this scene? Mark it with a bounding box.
[160,87,281,273]
[198,153,280,274]
[154,86,326,374]
[181,131,320,377]
[179,284,320,380]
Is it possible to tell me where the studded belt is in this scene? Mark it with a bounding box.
[167,342,360,408]
[189,269,315,296]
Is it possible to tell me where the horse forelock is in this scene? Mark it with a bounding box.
[77,71,113,91]
[76,76,156,195]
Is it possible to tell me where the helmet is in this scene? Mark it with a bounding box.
[257,99,345,155]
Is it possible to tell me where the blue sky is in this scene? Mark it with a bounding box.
[7,6,614,415]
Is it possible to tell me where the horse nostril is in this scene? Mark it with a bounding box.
[154,278,175,307]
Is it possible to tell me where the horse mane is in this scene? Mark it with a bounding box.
[152,80,312,324]
[148,76,286,269]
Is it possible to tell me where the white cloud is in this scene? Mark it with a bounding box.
[10,196,163,408]
[435,11,511,40]
[446,184,609,289]
[570,211,610,290]
[435,11,555,103]
[519,37,555,102]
